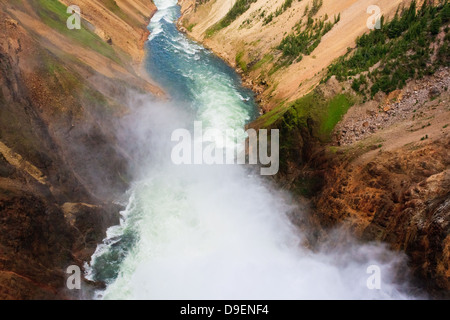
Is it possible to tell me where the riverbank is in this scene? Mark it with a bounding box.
[176,1,265,114]
[177,0,412,112]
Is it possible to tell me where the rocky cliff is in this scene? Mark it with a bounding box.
[0,0,160,299]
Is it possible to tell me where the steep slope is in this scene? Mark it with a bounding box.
[314,69,450,296]
[0,0,160,299]
[179,0,412,111]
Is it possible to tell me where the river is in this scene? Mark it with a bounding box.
[86,0,414,299]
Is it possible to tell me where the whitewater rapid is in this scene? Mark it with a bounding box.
[86,0,415,299]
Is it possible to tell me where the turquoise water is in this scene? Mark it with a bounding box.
[145,1,257,129]
[86,0,414,299]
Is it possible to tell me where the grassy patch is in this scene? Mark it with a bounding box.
[263,0,295,25]
[206,0,257,37]
[42,51,81,89]
[236,51,248,72]
[274,91,354,150]
[250,54,274,71]
[182,18,197,32]
[256,103,289,128]
[186,23,196,32]
[258,90,354,139]
[268,59,290,76]
[35,0,121,64]
[319,94,353,138]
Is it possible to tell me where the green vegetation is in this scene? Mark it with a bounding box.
[182,18,197,32]
[260,91,354,172]
[261,90,354,140]
[257,103,289,128]
[263,0,297,25]
[293,176,322,198]
[34,0,121,64]
[186,23,196,32]
[277,12,339,62]
[206,0,258,37]
[235,51,248,72]
[319,94,353,137]
[268,59,290,76]
[308,0,323,18]
[303,4,309,17]
[324,0,450,97]
[263,13,274,25]
[102,0,140,28]
[39,52,87,117]
[44,55,79,90]
[102,0,124,16]
[250,54,274,71]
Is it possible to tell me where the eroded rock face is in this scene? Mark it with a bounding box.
[314,137,450,297]
[0,0,159,299]
[62,202,121,263]
[256,65,450,297]
[0,187,72,299]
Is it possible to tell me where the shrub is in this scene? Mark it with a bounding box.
[325,0,450,96]
[206,0,258,36]
[278,12,339,61]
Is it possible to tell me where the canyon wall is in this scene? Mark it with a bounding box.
[179,0,411,111]
[0,0,160,299]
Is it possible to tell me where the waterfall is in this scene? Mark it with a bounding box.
[85,0,415,300]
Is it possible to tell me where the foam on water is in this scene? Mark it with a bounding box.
[86,0,417,300]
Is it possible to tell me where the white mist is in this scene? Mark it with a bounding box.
[86,0,417,300]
